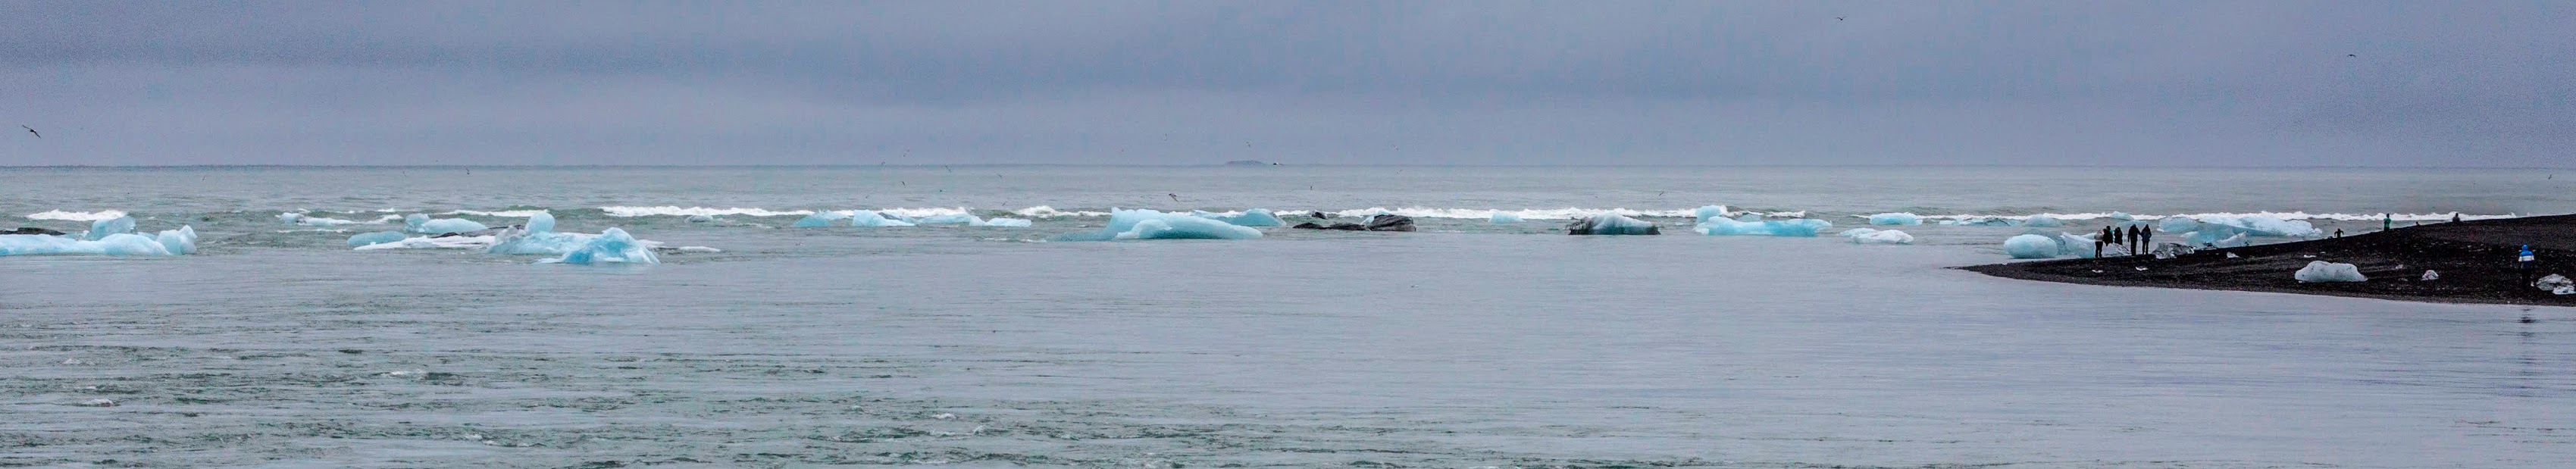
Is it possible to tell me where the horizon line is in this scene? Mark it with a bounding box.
[2,163,2570,170]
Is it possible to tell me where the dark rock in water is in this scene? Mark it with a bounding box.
[1306,211,1332,220]
[1293,214,1415,232]
[5,227,67,236]
[1363,214,1416,232]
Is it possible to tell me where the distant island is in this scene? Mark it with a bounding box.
[1223,160,1282,166]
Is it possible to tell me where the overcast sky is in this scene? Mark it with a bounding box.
[1,1,2568,166]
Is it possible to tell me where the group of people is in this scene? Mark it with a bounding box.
[2094,224,2155,258]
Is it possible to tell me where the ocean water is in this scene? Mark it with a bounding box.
[3,166,2572,467]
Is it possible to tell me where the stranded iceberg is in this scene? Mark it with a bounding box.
[405,214,489,235]
[0,216,197,256]
[1052,208,1263,241]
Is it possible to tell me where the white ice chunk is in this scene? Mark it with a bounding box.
[2005,234,2060,259]
[0,231,186,256]
[976,217,1033,227]
[916,214,982,225]
[540,227,659,264]
[2536,274,2574,294]
[279,212,362,227]
[154,226,198,255]
[686,214,714,223]
[2294,261,2368,283]
[353,235,496,250]
[1845,229,1914,244]
[1867,213,1922,226]
[675,245,722,253]
[1191,208,1285,227]
[790,212,851,227]
[1568,213,1662,235]
[1052,208,1262,241]
[1491,212,1523,224]
[850,211,916,227]
[2021,214,2065,227]
[404,214,489,234]
[2421,270,2440,281]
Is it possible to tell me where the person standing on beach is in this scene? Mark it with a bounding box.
[2094,236,2105,258]
[2141,225,2155,249]
[2520,245,2537,286]
[2384,214,2392,231]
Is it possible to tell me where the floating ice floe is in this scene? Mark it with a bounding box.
[1939,217,2019,226]
[1191,208,1285,227]
[2004,234,2060,259]
[2022,214,2066,227]
[1490,212,1523,224]
[1840,228,1915,245]
[540,227,659,264]
[1695,214,1830,236]
[24,210,128,221]
[850,211,918,227]
[347,230,408,246]
[279,212,363,227]
[2294,261,2368,283]
[1866,213,1922,226]
[790,212,851,227]
[0,217,196,256]
[404,214,489,235]
[1052,208,1263,241]
[1567,213,1661,235]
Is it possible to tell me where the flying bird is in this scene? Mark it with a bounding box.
[20,126,36,138]
[2346,54,2357,57]
[1168,193,1180,202]
[1836,17,1845,20]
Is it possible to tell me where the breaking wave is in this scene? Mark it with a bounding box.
[23,210,129,221]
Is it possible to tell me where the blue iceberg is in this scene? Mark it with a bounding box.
[850,211,917,227]
[1867,213,1923,226]
[2004,234,2060,258]
[1692,205,1732,221]
[1191,208,1286,227]
[348,230,408,246]
[2,224,196,256]
[540,227,660,265]
[83,216,136,241]
[405,214,489,234]
[1568,213,1661,235]
[1051,208,1263,241]
[1490,212,1523,224]
[1695,215,1831,236]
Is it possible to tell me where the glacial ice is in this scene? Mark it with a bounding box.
[1051,208,1263,241]
[1693,205,1731,221]
[1841,228,1914,245]
[348,230,408,246]
[2168,215,2320,240]
[1695,217,1830,236]
[352,235,496,251]
[849,211,917,227]
[1,224,196,257]
[790,212,851,227]
[1491,212,1523,224]
[978,217,1034,227]
[2294,261,2368,283]
[405,214,490,234]
[916,214,981,225]
[279,212,362,227]
[1867,213,1923,226]
[1568,213,1663,235]
[2005,234,2060,259]
[1191,209,1286,227]
[2022,214,2065,227]
[83,216,136,241]
[541,227,660,265]
[2158,217,2202,233]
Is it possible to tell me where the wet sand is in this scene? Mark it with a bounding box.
[1964,214,2576,306]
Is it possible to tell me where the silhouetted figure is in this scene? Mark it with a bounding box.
[20,125,36,138]
[2130,225,2147,255]
[2333,228,2344,238]
[2452,213,2462,223]
[2518,245,2537,286]
[2094,237,2104,258]
[2384,214,2392,231]
[2140,225,2154,248]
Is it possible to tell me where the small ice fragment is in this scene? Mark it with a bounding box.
[2293,261,2368,283]
[1694,217,1829,236]
[934,413,956,420]
[1866,213,1922,226]
[74,399,115,407]
[1568,214,1662,235]
[83,216,136,241]
[2133,266,2148,271]
[2535,274,2574,293]
[2225,252,2240,258]
[2004,234,2060,259]
[1845,229,1914,245]
[916,214,981,225]
[2421,270,2440,281]
[1490,212,1523,224]
[675,246,721,253]
[975,217,1034,227]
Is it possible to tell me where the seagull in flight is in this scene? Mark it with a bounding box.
[1836,17,1845,20]
[1168,193,1180,202]
[20,126,36,138]
[2346,54,2357,58]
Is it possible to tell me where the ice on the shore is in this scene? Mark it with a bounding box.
[2005,234,2060,258]
[2,224,196,257]
[348,230,408,246]
[1867,213,1922,226]
[1491,212,1523,224]
[2535,274,2574,295]
[2421,270,2440,281]
[83,216,136,241]
[2022,214,2065,227]
[405,214,490,234]
[1842,228,1914,245]
[1696,216,1830,236]
[2294,261,2368,283]
[1570,213,1663,235]
[541,227,659,265]
[1191,209,1286,227]
[279,212,362,227]
[790,212,851,227]
[1052,208,1263,241]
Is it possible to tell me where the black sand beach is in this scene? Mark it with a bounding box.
[1964,214,2576,306]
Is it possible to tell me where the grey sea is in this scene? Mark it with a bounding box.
[3,166,2572,468]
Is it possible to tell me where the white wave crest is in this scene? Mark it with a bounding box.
[872,207,978,217]
[24,210,128,221]
[1013,205,1110,217]
[442,209,549,217]
[601,206,815,217]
